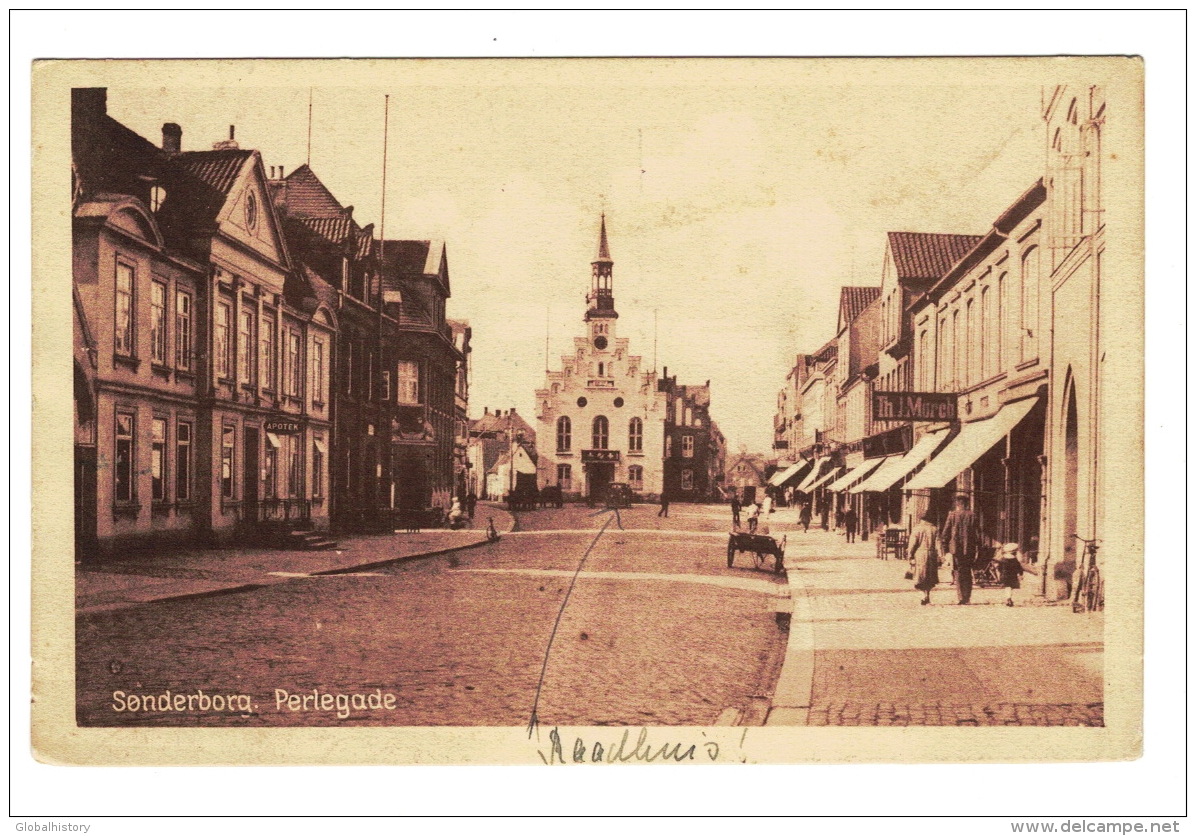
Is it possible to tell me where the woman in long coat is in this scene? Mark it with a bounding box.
[908,512,940,605]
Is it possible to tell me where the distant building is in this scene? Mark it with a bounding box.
[725,453,769,505]
[449,320,472,498]
[468,408,536,500]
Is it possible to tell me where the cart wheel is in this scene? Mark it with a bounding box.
[774,552,785,576]
[753,551,765,569]
[726,544,735,568]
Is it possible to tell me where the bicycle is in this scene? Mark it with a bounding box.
[1071,534,1103,613]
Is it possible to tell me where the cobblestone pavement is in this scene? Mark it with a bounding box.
[76,503,789,727]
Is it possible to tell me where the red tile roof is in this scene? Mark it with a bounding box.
[279,163,347,218]
[839,286,881,326]
[173,149,252,196]
[887,232,983,283]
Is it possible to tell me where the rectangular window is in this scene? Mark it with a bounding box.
[215,302,232,379]
[222,425,235,499]
[397,360,420,405]
[260,314,276,390]
[287,331,302,397]
[628,465,643,491]
[115,262,135,355]
[151,417,167,501]
[115,411,135,503]
[681,469,694,491]
[175,421,192,501]
[682,435,694,458]
[380,369,391,403]
[151,281,167,365]
[312,437,325,498]
[312,339,325,403]
[557,463,572,492]
[175,290,193,370]
[239,309,256,385]
[665,435,673,458]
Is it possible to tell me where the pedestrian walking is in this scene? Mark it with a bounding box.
[819,497,829,531]
[907,512,940,606]
[996,543,1026,607]
[843,506,858,543]
[799,501,812,532]
[657,489,670,518]
[746,503,761,534]
[939,494,982,605]
[466,490,477,520]
[730,493,741,529]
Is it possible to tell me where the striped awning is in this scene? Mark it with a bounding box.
[826,456,887,492]
[906,400,1038,490]
[794,457,829,492]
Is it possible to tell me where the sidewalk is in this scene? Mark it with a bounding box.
[76,503,516,616]
[766,527,1104,726]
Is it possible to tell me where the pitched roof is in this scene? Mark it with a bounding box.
[887,232,984,283]
[839,286,881,326]
[173,149,252,196]
[277,163,347,218]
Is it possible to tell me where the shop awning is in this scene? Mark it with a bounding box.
[795,457,829,492]
[848,456,901,493]
[826,456,887,492]
[265,432,282,449]
[769,459,811,487]
[905,398,1039,490]
[807,466,843,491]
[853,428,951,493]
[313,437,327,454]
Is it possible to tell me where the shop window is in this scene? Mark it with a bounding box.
[556,416,572,452]
[263,439,277,499]
[151,417,167,501]
[592,415,609,450]
[557,464,572,492]
[312,437,325,498]
[151,281,167,365]
[114,411,135,503]
[175,421,192,502]
[628,417,643,452]
[115,261,135,356]
[286,434,302,497]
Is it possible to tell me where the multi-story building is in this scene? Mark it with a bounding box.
[468,408,536,500]
[536,216,721,504]
[73,89,336,556]
[905,182,1048,555]
[449,319,472,498]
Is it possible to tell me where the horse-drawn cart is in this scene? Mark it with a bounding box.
[727,531,787,575]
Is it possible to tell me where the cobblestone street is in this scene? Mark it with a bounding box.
[75,502,1102,728]
[76,503,788,727]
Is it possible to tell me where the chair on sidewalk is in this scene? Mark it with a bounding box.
[876,526,907,561]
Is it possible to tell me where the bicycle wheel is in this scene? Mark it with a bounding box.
[1085,566,1102,612]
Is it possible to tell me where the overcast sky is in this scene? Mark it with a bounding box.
[106,60,1046,454]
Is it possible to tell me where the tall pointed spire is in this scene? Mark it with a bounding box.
[586,212,617,320]
[595,212,612,263]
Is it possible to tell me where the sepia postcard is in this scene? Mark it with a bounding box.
[31,56,1144,766]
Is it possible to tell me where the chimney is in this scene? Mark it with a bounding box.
[212,125,240,151]
[278,165,284,178]
[509,407,516,414]
[484,407,489,415]
[161,122,182,154]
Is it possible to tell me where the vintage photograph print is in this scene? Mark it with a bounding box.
[33,57,1143,765]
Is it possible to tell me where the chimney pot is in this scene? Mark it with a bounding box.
[229,125,235,140]
[161,122,182,154]
[279,165,284,178]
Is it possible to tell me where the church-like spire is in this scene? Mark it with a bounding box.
[586,213,617,320]
[595,212,612,263]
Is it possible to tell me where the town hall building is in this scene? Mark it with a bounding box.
[535,217,668,502]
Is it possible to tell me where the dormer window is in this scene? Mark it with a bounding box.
[150,185,166,212]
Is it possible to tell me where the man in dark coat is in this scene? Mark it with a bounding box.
[730,493,741,528]
[939,494,982,604]
[799,501,812,532]
[657,488,670,518]
[842,506,858,543]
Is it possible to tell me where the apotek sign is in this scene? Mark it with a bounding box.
[581,449,620,463]
[872,392,957,422]
[263,419,302,434]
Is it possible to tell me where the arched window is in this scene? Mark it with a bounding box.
[556,416,571,452]
[628,417,643,452]
[981,285,994,380]
[997,272,1007,369]
[592,415,609,450]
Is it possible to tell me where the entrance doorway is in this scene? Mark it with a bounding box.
[75,446,97,561]
[243,427,260,523]
[586,462,614,504]
[1062,376,1080,571]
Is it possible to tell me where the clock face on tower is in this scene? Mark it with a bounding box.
[593,335,608,350]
